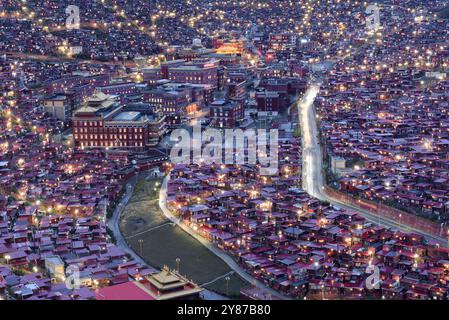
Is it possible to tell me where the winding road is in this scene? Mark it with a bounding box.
[297,81,447,246]
[106,177,149,266]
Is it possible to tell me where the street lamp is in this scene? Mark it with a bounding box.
[138,239,144,256]
[175,258,181,272]
[225,276,231,296]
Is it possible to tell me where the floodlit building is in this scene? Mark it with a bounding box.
[44,256,65,282]
[41,94,73,121]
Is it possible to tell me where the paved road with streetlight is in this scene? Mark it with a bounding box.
[297,82,447,246]
[159,174,290,300]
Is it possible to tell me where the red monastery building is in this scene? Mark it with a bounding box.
[73,92,166,149]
